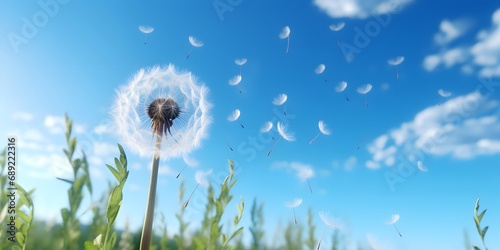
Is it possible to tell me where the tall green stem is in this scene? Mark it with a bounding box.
[140,135,162,250]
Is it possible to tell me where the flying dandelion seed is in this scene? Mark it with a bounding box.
[315,64,328,82]
[386,214,402,237]
[267,121,295,156]
[329,22,345,45]
[176,164,188,179]
[438,89,452,97]
[357,83,373,107]
[176,156,199,178]
[235,58,247,75]
[228,74,243,93]
[184,169,212,208]
[224,141,234,151]
[279,25,291,53]
[317,211,342,250]
[367,233,383,250]
[186,36,204,59]
[284,198,302,224]
[260,121,274,140]
[139,25,154,45]
[298,167,314,193]
[273,93,288,115]
[417,160,428,172]
[310,120,331,145]
[112,64,211,250]
[335,81,349,101]
[387,56,405,79]
[227,109,244,128]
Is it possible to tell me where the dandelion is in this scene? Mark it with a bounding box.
[386,214,402,237]
[260,121,274,140]
[139,25,154,45]
[317,211,342,249]
[273,93,288,115]
[309,120,331,144]
[329,22,345,45]
[224,140,234,152]
[176,156,199,178]
[387,56,405,79]
[284,198,302,224]
[227,109,244,128]
[187,36,204,59]
[315,64,327,82]
[235,58,247,75]
[111,64,211,250]
[279,25,291,53]
[335,81,349,101]
[228,75,243,94]
[184,169,212,208]
[357,83,373,107]
[267,121,295,156]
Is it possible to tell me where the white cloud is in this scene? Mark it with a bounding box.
[313,0,412,19]
[92,142,117,157]
[21,153,73,179]
[11,112,33,121]
[424,8,500,76]
[44,115,66,134]
[434,19,471,45]
[272,161,315,181]
[365,91,500,169]
[343,156,358,171]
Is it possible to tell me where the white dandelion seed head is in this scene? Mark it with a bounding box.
[139,25,154,34]
[386,214,400,224]
[387,56,405,66]
[195,169,212,188]
[228,75,242,86]
[277,121,296,141]
[279,25,291,39]
[284,198,302,208]
[260,121,273,133]
[438,89,452,97]
[319,211,343,230]
[227,109,241,122]
[336,81,348,92]
[235,58,247,66]
[189,36,204,47]
[111,64,212,160]
[329,22,346,31]
[318,120,331,135]
[357,83,373,94]
[315,64,326,74]
[273,93,288,106]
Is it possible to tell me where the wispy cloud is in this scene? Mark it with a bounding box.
[272,161,315,181]
[11,112,34,122]
[424,8,500,76]
[365,92,500,168]
[434,19,472,45]
[313,0,412,19]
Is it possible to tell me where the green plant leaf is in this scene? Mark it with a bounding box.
[56,177,74,185]
[84,241,99,250]
[226,227,244,246]
[106,164,121,181]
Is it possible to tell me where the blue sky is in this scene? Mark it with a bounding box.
[1,0,500,249]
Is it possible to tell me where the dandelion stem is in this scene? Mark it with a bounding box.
[306,178,313,193]
[344,93,349,101]
[286,37,290,54]
[393,224,402,237]
[364,95,368,107]
[396,66,399,79]
[140,135,162,250]
[176,164,188,179]
[267,137,282,156]
[309,132,321,144]
[292,208,297,224]
[184,183,199,208]
[317,228,327,250]
[144,35,147,45]
[186,47,193,59]
[238,121,245,128]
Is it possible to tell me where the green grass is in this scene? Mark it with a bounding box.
[0,115,496,250]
